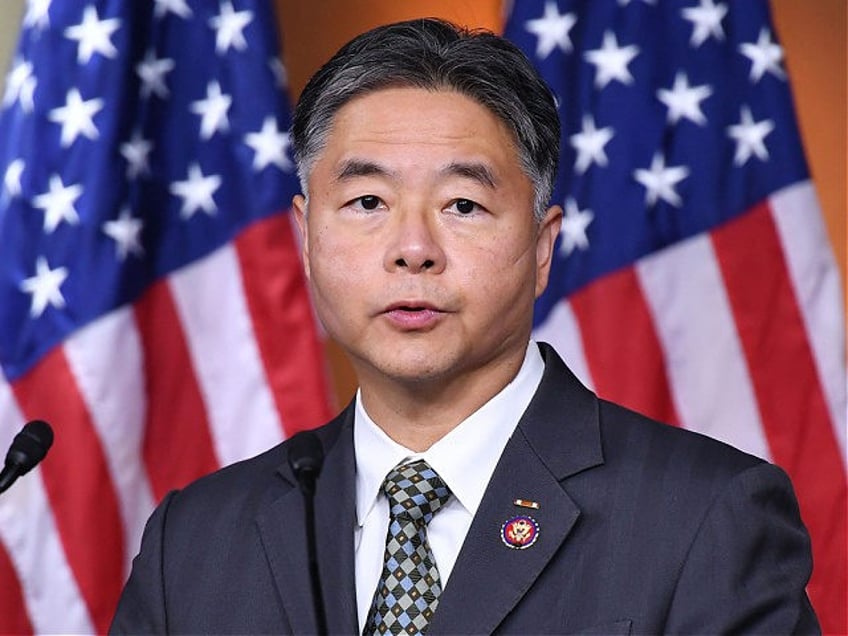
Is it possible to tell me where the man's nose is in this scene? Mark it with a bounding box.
[383,208,446,274]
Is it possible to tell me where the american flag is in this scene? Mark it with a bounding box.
[0,1,333,633]
[507,0,846,632]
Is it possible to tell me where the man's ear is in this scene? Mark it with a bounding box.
[535,204,562,298]
[292,194,310,279]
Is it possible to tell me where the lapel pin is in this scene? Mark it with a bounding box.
[501,515,539,549]
[513,498,540,510]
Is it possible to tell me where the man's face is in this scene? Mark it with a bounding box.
[294,87,561,393]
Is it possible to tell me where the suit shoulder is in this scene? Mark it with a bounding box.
[166,410,351,515]
[177,441,285,501]
[597,399,766,481]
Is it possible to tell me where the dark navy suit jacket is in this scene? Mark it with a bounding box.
[111,343,819,634]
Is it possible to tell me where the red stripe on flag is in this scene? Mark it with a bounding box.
[569,267,680,426]
[712,203,847,634]
[235,214,334,435]
[12,347,124,633]
[0,541,32,635]
[134,281,219,500]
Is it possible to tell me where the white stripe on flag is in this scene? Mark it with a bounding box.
[769,181,847,465]
[64,306,156,575]
[637,233,772,460]
[532,299,595,391]
[0,378,94,634]
[170,244,285,467]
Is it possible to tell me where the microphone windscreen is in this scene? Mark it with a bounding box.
[6,420,54,475]
[288,431,324,476]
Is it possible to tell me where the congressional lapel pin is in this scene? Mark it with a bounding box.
[501,515,540,549]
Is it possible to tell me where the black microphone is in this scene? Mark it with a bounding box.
[289,430,324,496]
[0,420,54,495]
[287,431,327,636]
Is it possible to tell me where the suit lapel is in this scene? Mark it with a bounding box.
[313,412,359,634]
[428,430,582,635]
[255,407,359,635]
[428,343,604,635]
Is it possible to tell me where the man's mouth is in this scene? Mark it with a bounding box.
[381,302,446,329]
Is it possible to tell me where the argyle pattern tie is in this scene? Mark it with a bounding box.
[363,459,452,635]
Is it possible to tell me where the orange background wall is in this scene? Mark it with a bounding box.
[274,0,847,406]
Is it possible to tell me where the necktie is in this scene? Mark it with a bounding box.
[363,459,452,635]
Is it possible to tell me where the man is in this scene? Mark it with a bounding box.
[111,19,818,635]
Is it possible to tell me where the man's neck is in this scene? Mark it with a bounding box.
[355,351,527,452]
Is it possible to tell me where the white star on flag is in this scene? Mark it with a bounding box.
[244,117,292,171]
[570,114,614,174]
[23,0,51,31]
[2,159,25,202]
[727,105,774,165]
[524,1,577,59]
[153,0,193,19]
[617,0,656,5]
[20,256,69,318]
[657,72,713,126]
[136,50,175,99]
[48,88,104,147]
[209,1,253,55]
[191,81,232,140]
[559,198,594,256]
[63,5,121,64]
[102,208,144,260]
[32,174,83,233]
[681,0,727,47]
[739,28,785,83]
[120,131,153,179]
[633,152,690,207]
[3,58,37,113]
[170,162,222,219]
[584,31,640,89]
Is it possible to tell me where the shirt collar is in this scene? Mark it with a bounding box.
[354,341,545,527]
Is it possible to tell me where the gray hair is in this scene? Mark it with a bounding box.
[291,18,560,221]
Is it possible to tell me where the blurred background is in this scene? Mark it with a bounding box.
[0,1,844,634]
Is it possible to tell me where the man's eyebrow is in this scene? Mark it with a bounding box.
[441,162,498,188]
[334,159,398,182]
[333,159,498,188]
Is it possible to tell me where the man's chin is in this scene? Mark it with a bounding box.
[353,351,458,388]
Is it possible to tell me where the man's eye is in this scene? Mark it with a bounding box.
[346,195,383,211]
[449,199,480,215]
[359,195,381,210]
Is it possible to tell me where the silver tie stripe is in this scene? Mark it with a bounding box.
[363,460,452,635]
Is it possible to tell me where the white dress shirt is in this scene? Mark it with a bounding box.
[353,341,545,631]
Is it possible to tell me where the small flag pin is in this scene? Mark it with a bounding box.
[513,498,540,510]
